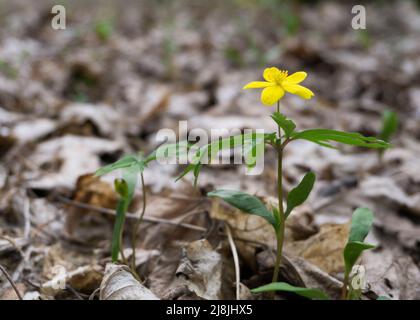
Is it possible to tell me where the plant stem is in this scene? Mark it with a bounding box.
[130,173,147,280]
[272,102,286,285]
[342,272,349,300]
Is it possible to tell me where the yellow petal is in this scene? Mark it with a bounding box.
[282,83,314,100]
[243,81,273,89]
[261,86,285,105]
[283,71,307,84]
[263,67,281,83]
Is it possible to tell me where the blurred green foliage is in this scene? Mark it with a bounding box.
[95,19,114,42]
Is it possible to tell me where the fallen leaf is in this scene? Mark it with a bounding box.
[100,263,159,300]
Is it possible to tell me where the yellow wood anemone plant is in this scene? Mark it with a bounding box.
[96,66,391,300]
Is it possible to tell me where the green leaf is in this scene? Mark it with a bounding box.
[202,132,267,165]
[251,282,330,300]
[344,241,375,276]
[243,134,265,168]
[343,208,375,275]
[122,165,138,199]
[348,208,374,243]
[264,132,277,144]
[379,110,398,142]
[176,133,270,185]
[285,172,316,218]
[192,162,202,187]
[146,141,190,163]
[291,129,390,149]
[207,189,277,228]
[377,295,391,300]
[271,112,296,138]
[95,20,113,41]
[176,163,197,182]
[95,155,141,176]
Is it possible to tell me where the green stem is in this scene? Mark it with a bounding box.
[112,199,127,262]
[130,173,147,280]
[272,101,286,285]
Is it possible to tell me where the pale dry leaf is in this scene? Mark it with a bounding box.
[60,103,124,138]
[364,248,420,300]
[25,135,123,190]
[285,223,350,274]
[174,239,222,300]
[361,176,420,216]
[209,196,318,268]
[100,263,159,300]
[41,265,103,297]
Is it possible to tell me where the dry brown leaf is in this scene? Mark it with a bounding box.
[173,239,222,300]
[209,196,318,269]
[65,173,117,236]
[100,263,159,300]
[285,223,350,274]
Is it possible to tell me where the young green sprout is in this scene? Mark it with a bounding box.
[95,19,114,42]
[182,67,390,298]
[342,207,375,300]
[378,110,398,158]
[95,143,188,277]
[252,207,376,300]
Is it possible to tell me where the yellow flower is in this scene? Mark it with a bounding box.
[243,67,314,106]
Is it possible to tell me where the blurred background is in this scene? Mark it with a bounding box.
[0,0,419,300]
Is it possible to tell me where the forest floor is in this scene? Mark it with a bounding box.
[0,0,419,300]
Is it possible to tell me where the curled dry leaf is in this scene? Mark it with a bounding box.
[285,222,350,274]
[100,263,159,300]
[65,173,118,238]
[174,239,222,300]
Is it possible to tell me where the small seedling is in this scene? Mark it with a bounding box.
[95,19,114,42]
[0,59,18,78]
[342,207,375,299]
[378,109,398,158]
[180,67,390,297]
[95,143,188,276]
[252,207,376,300]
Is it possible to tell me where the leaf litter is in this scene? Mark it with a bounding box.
[0,0,419,300]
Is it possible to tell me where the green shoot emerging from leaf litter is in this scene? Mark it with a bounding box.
[378,110,398,158]
[252,207,376,300]
[342,207,375,300]
[95,143,188,278]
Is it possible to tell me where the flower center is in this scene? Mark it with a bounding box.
[275,70,288,85]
